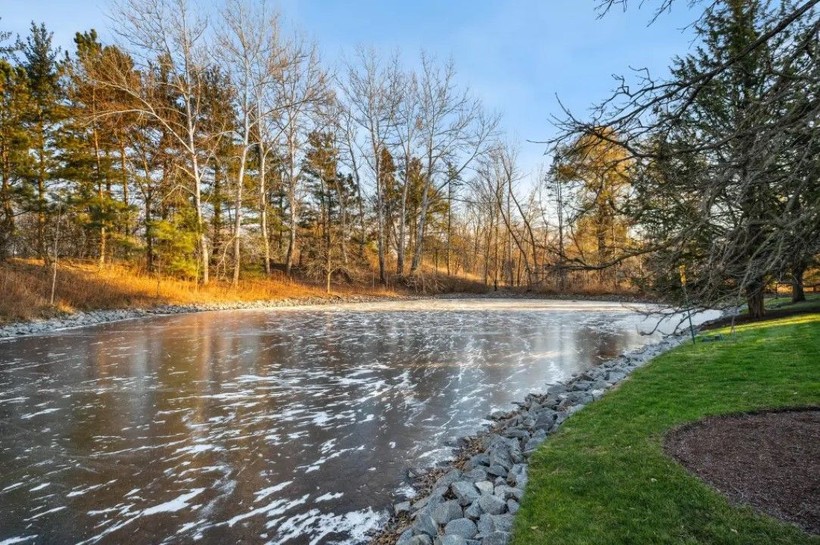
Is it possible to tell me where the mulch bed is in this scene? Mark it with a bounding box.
[665,408,820,535]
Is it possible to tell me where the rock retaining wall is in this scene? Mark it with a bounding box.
[381,335,686,545]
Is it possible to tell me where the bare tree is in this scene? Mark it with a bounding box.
[217,0,289,286]
[473,143,539,288]
[410,53,498,274]
[392,66,418,275]
[272,37,328,276]
[339,47,403,284]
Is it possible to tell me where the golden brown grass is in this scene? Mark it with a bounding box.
[1,258,638,325]
[0,259,405,324]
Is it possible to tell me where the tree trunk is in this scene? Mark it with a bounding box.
[0,172,13,260]
[119,140,129,235]
[259,147,270,275]
[285,137,298,277]
[0,148,14,260]
[324,181,332,294]
[410,173,431,273]
[746,279,765,319]
[396,181,409,275]
[286,205,296,276]
[374,153,387,285]
[791,262,806,303]
[36,122,48,264]
[232,147,247,287]
[144,196,154,272]
[92,110,106,267]
[446,179,452,276]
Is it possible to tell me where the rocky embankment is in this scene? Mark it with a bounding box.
[0,294,409,339]
[378,335,687,545]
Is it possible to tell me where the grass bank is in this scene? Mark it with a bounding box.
[763,293,820,313]
[513,313,820,545]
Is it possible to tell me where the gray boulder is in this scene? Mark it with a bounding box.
[444,518,478,539]
[467,453,490,469]
[506,499,519,514]
[464,501,483,520]
[408,535,433,545]
[506,464,527,488]
[413,512,438,537]
[546,383,567,395]
[475,480,494,495]
[494,485,523,502]
[462,468,488,483]
[435,469,463,489]
[486,464,508,478]
[477,514,514,535]
[477,494,506,515]
[451,481,481,506]
[396,529,415,545]
[432,500,463,525]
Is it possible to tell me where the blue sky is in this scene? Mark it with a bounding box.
[4,0,699,180]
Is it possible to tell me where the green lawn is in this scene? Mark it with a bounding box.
[764,293,820,312]
[513,313,820,545]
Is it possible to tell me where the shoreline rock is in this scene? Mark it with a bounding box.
[371,334,687,545]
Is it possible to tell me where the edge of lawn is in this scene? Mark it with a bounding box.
[512,313,820,545]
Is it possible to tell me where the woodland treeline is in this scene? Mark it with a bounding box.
[0,0,817,317]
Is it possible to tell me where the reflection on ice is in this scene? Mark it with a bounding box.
[0,299,717,544]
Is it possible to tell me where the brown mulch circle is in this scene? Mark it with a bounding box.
[665,408,820,535]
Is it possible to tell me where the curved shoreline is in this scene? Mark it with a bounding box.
[370,334,688,545]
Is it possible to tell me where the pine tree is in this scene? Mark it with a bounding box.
[303,130,345,292]
[61,30,127,265]
[0,58,31,259]
[634,0,819,317]
[18,22,65,262]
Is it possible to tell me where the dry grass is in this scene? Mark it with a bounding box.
[1,258,631,325]
[0,259,403,324]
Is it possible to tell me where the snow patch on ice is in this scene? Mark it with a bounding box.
[174,444,224,455]
[20,408,60,419]
[274,507,385,544]
[0,536,38,545]
[253,480,292,503]
[314,492,343,502]
[25,506,66,521]
[225,494,308,527]
[142,488,205,516]
[66,481,116,498]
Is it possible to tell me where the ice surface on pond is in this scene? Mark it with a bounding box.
[0,299,715,544]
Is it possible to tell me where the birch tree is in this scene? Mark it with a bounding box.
[339,48,402,284]
[102,0,224,284]
[217,0,287,286]
[273,38,327,276]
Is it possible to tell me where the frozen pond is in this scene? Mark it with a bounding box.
[0,299,705,544]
